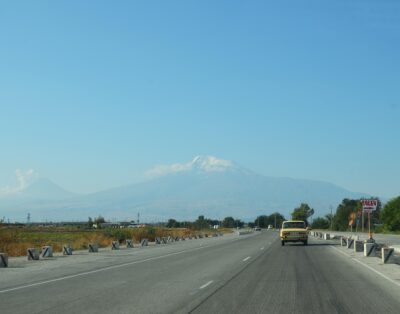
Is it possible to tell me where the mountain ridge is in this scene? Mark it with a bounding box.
[0,156,369,221]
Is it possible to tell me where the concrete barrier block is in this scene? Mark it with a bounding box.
[88,243,99,253]
[341,237,347,247]
[27,248,39,260]
[347,238,354,249]
[41,246,53,258]
[324,233,330,240]
[167,236,173,242]
[382,248,396,264]
[0,253,8,267]
[63,245,73,255]
[364,243,376,257]
[161,237,167,244]
[141,238,148,247]
[126,239,134,248]
[354,240,364,252]
[155,237,161,244]
[205,234,209,238]
[111,241,120,250]
[198,234,204,238]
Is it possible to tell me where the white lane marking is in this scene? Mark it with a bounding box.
[330,246,400,288]
[260,247,264,250]
[243,256,251,262]
[199,280,213,290]
[0,244,221,294]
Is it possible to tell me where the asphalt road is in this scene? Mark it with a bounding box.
[1,231,400,314]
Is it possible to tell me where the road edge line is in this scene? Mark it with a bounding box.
[330,245,400,288]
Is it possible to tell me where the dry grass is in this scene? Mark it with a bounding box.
[0,226,231,257]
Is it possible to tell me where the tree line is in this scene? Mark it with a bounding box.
[166,215,245,230]
[299,195,400,232]
[166,212,287,230]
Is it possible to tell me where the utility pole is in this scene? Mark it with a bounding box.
[137,212,140,224]
[330,206,333,230]
[362,207,364,233]
[274,213,277,229]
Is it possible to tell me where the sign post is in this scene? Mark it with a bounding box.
[361,199,378,240]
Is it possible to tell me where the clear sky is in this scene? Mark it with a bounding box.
[0,1,399,197]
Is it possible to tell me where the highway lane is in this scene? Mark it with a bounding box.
[192,238,400,314]
[1,231,400,313]
[0,231,274,314]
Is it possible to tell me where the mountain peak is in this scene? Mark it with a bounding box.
[191,155,236,172]
[146,155,247,178]
[21,177,76,200]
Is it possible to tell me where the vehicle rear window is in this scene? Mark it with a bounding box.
[283,222,305,229]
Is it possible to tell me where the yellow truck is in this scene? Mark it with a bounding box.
[280,220,308,246]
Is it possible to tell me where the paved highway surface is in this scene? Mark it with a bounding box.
[1,231,400,313]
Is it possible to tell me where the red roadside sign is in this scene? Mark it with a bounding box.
[361,199,378,213]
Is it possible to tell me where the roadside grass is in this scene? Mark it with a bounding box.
[0,226,231,257]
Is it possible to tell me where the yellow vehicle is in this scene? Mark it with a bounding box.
[280,220,308,246]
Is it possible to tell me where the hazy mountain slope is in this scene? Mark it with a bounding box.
[0,156,368,221]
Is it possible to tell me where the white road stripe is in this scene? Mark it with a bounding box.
[330,246,400,288]
[199,280,213,289]
[0,244,222,294]
[260,247,264,250]
[243,256,251,262]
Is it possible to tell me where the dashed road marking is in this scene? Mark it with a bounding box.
[243,256,251,262]
[260,247,264,250]
[199,280,213,289]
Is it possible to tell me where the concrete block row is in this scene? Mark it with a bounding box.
[312,232,399,265]
[1,232,224,267]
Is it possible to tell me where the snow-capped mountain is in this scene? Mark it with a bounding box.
[145,155,251,178]
[0,156,368,222]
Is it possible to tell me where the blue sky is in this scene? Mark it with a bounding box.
[0,0,399,197]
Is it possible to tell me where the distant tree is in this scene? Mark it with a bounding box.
[311,217,330,229]
[325,213,333,229]
[332,199,360,231]
[291,203,314,224]
[254,215,269,228]
[207,219,220,226]
[248,222,255,228]
[222,216,235,228]
[254,213,286,228]
[194,215,209,229]
[166,219,180,228]
[94,216,106,228]
[270,212,286,228]
[381,196,400,231]
[87,217,93,228]
[234,219,244,228]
